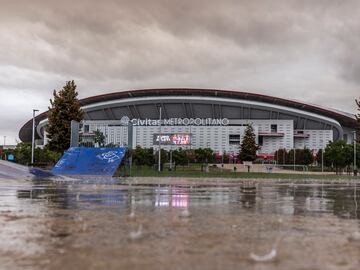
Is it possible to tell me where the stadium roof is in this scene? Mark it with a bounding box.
[19,88,358,142]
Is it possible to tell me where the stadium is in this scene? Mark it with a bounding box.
[19,88,359,157]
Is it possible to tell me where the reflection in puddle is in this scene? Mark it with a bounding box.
[11,179,360,219]
[155,188,189,208]
[1,177,360,270]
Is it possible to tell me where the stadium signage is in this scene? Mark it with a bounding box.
[153,133,191,145]
[121,116,229,126]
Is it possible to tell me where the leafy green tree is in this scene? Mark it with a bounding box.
[302,148,314,165]
[185,149,196,163]
[154,149,169,169]
[34,145,62,166]
[195,148,214,163]
[105,143,119,147]
[172,148,188,166]
[286,149,313,166]
[222,151,230,163]
[238,125,259,162]
[94,130,106,147]
[287,149,295,165]
[13,142,31,165]
[274,148,287,164]
[13,143,61,166]
[316,149,323,165]
[46,80,83,153]
[324,140,353,173]
[132,146,155,166]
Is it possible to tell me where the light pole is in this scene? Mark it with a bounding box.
[158,106,162,172]
[293,148,296,171]
[354,131,357,175]
[1,136,5,160]
[321,135,324,173]
[31,109,39,165]
[169,146,173,170]
[321,148,324,173]
[221,150,224,170]
[3,136,5,148]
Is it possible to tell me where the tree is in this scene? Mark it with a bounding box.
[13,142,31,165]
[316,149,323,165]
[274,148,287,164]
[46,80,83,153]
[172,148,188,167]
[94,130,105,147]
[302,148,314,165]
[13,143,61,166]
[194,148,214,163]
[185,149,196,163]
[132,146,155,166]
[155,148,169,166]
[324,140,353,174]
[238,125,259,162]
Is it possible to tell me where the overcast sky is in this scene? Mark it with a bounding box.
[1,0,360,144]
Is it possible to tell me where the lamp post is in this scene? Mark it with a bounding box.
[2,136,5,160]
[293,148,296,171]
[321,135,325,173]
[158,106,162,172]
[31,109,39,165]
[354,131,357,176]
[169,146,173,170]
[321,148,324,173]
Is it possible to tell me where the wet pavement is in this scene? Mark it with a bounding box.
[1,176,360,270]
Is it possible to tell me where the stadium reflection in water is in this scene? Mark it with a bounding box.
[14,179,360,220]
[2,177,360,269]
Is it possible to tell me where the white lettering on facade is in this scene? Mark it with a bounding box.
[129,117,229,126]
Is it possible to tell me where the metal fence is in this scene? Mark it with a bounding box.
[71,120,133,148]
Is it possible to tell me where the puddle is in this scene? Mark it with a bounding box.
[0,176,360,269]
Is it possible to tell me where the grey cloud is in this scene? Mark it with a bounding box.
[0,0,360,144]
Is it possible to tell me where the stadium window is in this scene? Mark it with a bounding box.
[258,136,263,146]
[271,124,277,133]
[229,134,240,145]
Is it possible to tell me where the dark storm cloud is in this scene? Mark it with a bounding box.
[0,0,359,143]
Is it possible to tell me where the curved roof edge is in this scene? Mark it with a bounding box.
[19,88,359,142]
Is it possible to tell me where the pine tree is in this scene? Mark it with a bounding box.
[46,80,83,153]
[239,125,259,162]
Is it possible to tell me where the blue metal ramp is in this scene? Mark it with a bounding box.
[52,147,127,176]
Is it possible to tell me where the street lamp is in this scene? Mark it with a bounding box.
[321,134,325,173]
[169,145,173,170]
[354,131,357,176]
[293,148,296,171]
[31,109,39,165]
[158,106,162,172]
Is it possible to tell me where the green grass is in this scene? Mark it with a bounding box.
[116,165,359,180]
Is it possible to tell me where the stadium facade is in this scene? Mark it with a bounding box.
[19,88,359,156]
